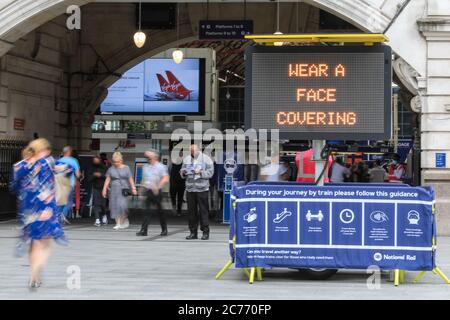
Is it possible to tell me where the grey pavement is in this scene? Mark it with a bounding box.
[0,219,449,300]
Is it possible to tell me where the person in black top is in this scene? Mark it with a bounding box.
[169,151,185,217]
[91,156,108,226]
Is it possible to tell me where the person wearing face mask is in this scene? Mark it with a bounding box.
[136,150,170,237]
[387,154,405,183]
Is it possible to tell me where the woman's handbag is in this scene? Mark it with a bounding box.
[114,167,132,197]
[55,173,72,205]
[121,188,132,197]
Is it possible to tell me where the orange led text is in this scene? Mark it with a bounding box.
[276,111,357,126]
[297,88,336,102]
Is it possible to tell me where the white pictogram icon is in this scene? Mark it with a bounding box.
[306,210,324,222]
[373,252,382,262]
[370,211,389,223]
[244,207,257,223]
[339,209,355,224]
[273,208,292,224]
[407,210,420,225]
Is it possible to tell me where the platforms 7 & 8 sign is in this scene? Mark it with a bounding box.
[233,184,435,270]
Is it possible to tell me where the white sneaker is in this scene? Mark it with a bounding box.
[113,225,121,230]
[102,216,108,225]
[121,219,130,229]
[94,219,101,227]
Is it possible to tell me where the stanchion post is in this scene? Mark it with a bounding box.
[399,270,405,284]
[433,267,450,284]
[249,268,256,284]
[256,268,263,281]
[215,260,234,280]
[394,269,400,286]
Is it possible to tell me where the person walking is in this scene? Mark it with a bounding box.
[169,151,185,217]
[136,150,170,236]
[102,152,137,230]
[10,138,66,289]
[329,157,351,183]
[90,156,108,226]
[181,144,214,240]
[57,146,80,220]
[100,152,112,168]
[369,160,388,183]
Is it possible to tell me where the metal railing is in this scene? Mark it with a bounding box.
[0,138,27,190]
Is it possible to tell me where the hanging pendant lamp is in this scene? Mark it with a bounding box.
[134,1,147,48]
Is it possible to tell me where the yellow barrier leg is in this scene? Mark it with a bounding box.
[215,260,233,280]
[413,271,426,283]
[434,267,450,284]
[256,267,263,281]
[399,270,405,284]
[394,269,400,286]
[242,268,250,278]
[249,267,256,284]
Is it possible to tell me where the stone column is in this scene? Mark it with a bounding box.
[418,1,450,235]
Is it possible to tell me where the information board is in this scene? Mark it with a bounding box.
[199,20,253,40]
[245,46,392,140]
[231,183,435,271]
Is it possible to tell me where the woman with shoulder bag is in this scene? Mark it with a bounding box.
[102,152,137,230]
[10,138,67,289]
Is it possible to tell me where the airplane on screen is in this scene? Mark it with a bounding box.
[154,71,194,101]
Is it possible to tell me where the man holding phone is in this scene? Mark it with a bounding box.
[180,144,214,240]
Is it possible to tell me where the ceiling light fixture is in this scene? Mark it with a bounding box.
[273,0,284,46]
[134,1,146,48]
[172,4,184,64]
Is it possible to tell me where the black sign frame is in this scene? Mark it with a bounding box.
[245,45,392,140]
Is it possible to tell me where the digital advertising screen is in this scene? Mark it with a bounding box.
[100,58,205,115]
[245,46,392,140]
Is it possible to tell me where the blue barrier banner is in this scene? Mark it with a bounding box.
[233,184,435,271]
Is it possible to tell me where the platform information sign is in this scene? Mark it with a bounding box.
[245,46,392,140]
[231,184,435,270]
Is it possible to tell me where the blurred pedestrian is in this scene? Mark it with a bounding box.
[369,160,388,182]
[329,157,351,183]
[102,152,137,230]
[181,145,214,240]
[10,138,66,289]
[136,150,170,236]
[100,152,112,168]
[169,151,185,217]
[57,146,80,220]
[90,156,108,226]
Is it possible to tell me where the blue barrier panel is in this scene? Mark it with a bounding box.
[232,183,435,271]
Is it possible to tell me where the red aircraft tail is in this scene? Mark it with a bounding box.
[156,73,171,92]
[165,71,191,94]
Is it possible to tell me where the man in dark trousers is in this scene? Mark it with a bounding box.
[136,150,170,237]
[169,151,185,217]
[181,144,214,240]
[90,156,108,226]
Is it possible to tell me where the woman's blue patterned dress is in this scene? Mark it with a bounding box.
[10,157,66,244]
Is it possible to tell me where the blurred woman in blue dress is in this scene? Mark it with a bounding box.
[10,138,66,289]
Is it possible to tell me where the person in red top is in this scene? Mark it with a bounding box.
[387,154,405,183]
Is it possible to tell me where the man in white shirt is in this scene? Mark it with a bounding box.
[136,150,169,237]
[329,157,351,183]
[369,160,388,183]
[181,144,214,240]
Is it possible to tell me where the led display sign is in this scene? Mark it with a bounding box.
[245,46,392,140]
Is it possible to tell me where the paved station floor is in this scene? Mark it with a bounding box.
[0,217,449,300]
